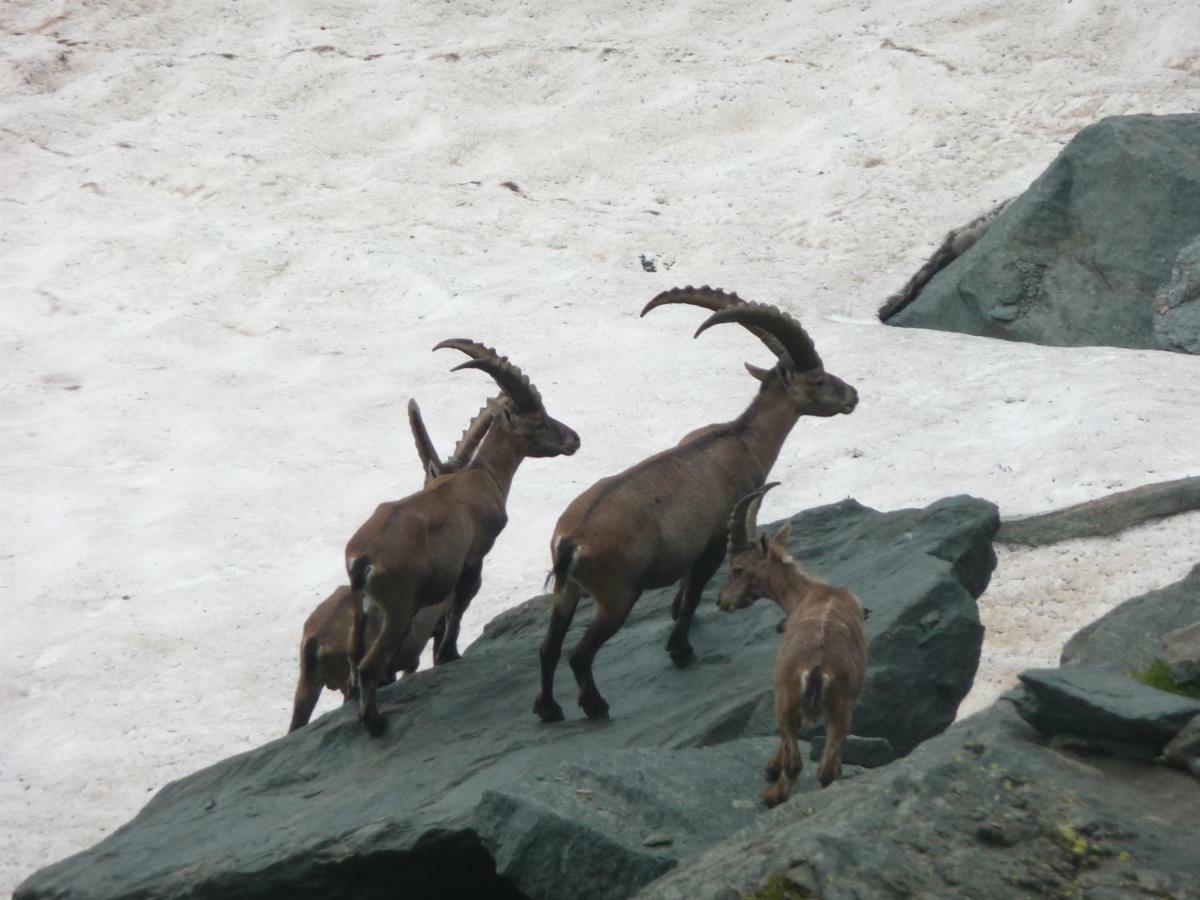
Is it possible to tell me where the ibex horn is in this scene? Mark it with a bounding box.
[434,339,543,413]
[728,482,780,553]
[641,285,790,362]
[693,302,823,373]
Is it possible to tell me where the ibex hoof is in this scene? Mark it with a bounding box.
[534,696,565,723]
[579,696,610,720]
[762,784,789,809]
[434,648,461,666]
[668,645,695,668]
[362,712,387,737]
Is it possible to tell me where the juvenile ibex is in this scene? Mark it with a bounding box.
[718,483,868,805]
[287,401,493,733]
[348,341,579,734]
[534,287,858,723]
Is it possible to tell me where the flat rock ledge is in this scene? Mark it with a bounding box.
[16,495,997,900]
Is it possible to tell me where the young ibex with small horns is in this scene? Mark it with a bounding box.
[718,483,868,805]
[347,340,579,734]
[534,287,858,723]
[287,400,494,732]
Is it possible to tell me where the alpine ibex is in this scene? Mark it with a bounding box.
[287,400,493,733]
[533,287,858,723]
[348,340,579,734]
[717,483,868,805]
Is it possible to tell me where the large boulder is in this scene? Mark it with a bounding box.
[16,495,997,900]
[1061,562,1200,674]
[883,114,1200,353]
[635,702,1200,900]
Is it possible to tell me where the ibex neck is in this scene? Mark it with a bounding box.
[469,425,524,498]
[767,560,820,617]
[738,387,800,476]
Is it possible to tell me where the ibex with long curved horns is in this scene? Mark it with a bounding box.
[287,400,494,733]
[717,482,868,804]
[533,287,858,723]
[347,341,579,734]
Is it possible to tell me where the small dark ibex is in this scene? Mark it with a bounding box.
[288,400,494,732]
[348,341,579,734]
[534,287,858,723]
[718,483,868,805]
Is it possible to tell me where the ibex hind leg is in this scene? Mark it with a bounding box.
[534,581,581,723]
[288,638,323,733]
[569,587,637,720]
[818,696,851,787]
[666,537,726,668]
[357,604,414,737]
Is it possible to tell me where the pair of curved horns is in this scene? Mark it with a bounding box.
[641,285,823,373]
[728,482,780,553]
[434,340,543,413]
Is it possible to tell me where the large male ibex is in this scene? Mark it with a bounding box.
[287,401,493,733]
[717,483,868,804]
[347,341,579,734]
[534,287,858,723]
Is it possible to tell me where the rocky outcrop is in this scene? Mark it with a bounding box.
[15,496,997,900]
[996,476,1200,546]
[1013,666,1200,757]
[882,114,1200,353]
[635,702,1200,900]
[1061,563,1200,674]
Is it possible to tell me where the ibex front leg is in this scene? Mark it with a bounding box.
[434,561,482,665]
[665,537,726,667]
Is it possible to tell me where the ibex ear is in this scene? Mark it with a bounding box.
[744,362,770,382]
[770,521,792,548]
[498,403,518,428]
[757,532,770,557]
[424,460,442,481]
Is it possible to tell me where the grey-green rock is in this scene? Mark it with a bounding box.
[1062,563,1200,673]
[15,496,997,900]
[883,114,1200,353]
[635,703,1200,900]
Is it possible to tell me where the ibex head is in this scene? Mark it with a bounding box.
[642,287,859,418]
[434,340,580,458]
[717,482,790,612]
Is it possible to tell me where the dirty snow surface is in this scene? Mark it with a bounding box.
[3,0,1199,891]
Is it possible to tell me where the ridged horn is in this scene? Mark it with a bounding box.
[728,482,780,553]
[407,399,442,477]
[447,401,495,469]
[694,302,823,372]
[433,339,543,413]
[641,285,790,361]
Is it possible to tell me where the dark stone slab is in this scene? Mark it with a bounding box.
[1014,666,1200,750]
[15,496,997,900]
